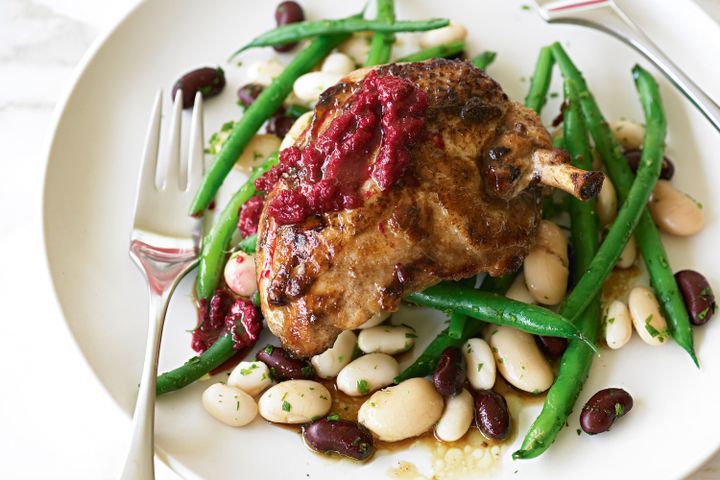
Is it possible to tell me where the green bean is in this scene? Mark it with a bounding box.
[405,284,594,348]
[470,51,497,70]
[237,233,259,254]
[190,32,351,215]
[525,46,555,114]
[285,104,311,119]
[196,154,278,300]
[447,311,466,339]
[397,40,466,63]
[365,0,395,66]
[232,17,450,56]
[157,334,235,395]
[394,315,483,383]
[513,78,601,460]
[551,45,696,366]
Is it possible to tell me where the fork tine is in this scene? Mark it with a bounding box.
[162,89,184,191]
[187,92,205,193]
[138,90,162,193]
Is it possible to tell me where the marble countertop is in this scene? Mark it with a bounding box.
[1,1,718,478]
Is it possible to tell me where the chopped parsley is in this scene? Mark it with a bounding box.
[327,414,340,421]
[614,403,624,416]
[301,365,314,377]
[239,363,259,376]
[477,363,484,372]
[205,121,236,155]
[264,345,275,355]
[405,332,418,339]
[357,379,370,395]
[282,401,292,412]
[643,315,667,341]
[338,355,344,363]
[236,401,240,411]
[576,429,582,436]
[606,317,616,324]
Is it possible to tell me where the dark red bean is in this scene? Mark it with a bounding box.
[675,270,716,326]
[474,390,510,440]
[237,83,264,108]
[273,1,305,52]
[302,418,374,461]
[623,148,675,180]
[172,67,225,108]
[266,114,295,139]
[580,388,633,435]
[535,335,567,358]
[432,347,466,396]
[256,344,315,380]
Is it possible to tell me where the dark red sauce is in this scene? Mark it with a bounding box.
[237,194,264,237]
[255,70,428,225]
[191,288,261,353]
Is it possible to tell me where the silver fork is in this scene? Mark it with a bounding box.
[533,0,720,133]
[121,89,204,480]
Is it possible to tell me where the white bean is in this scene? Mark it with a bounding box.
[202,383,258,427]
[280,111,313,150]
[246,58,285,86]
[505,273,536,304]
[233,134,281,172]
[628,287,669,346]
[338,34,371,65]
[419,24,468,49]
[293,71,344,105]
[434,389,474,442]
[223,251,257,297]
[487,326,554,394]
[604,300,632,350]
[610,119,645,150]
[258,380,331,424]
[358,378,443,442]
[321,52,356,74]
[336,353,399,396]
[311,330,357,379]
[649,180,705,236]
[463,338,496,390]
[595,176,618,227]
[357,325,415,354]
[616,235,637,269]
[524,220,569,305]
[357,311,390,329]
[227,361,272,397]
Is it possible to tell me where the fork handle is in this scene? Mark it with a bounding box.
[582,3,720,133]
[119,291,170,480]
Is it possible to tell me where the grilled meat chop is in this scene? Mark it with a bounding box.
[256,59,603,357]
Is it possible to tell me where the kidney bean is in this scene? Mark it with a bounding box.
[432,347,466,396]
[237,83,264,108]
[623,148,675,180]
[473,389,510,440]
[172,66,225,108]
[535,335,567,358]
[580,388,633,435]
[302,418,374,461]
[274,1,305,52]
[266,113,295,139]
[675,270,716,326]
[256,344,315,380]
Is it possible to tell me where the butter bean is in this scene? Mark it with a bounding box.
[358,378,443,442]
[202,383,257,427]
[487,326,554,394]
[524,220,569,305]
[595,176,618,227]
[320,52,356,74]
[505,273,536,304]
[604,300,632,350]
[358,325,415,355]
[228,361,273,397]
[233,133,281,172]
[246,58,285,86]
[649,180,704,236]
[293,71,343,105]
[610,119,645,149]
[628,287,669,346]
[419,24,468,49]
[258,380,331,424]
[462,338,496,390]
[336,353,399,397]
[434,389,474,442]
[223,251,257,297]
[616,235,637,269]
[279,111,313,150]
[311,330,357,379]
[357,311,390,329]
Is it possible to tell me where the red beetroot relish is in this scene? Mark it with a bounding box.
[191,289,262,353]
[237,194,264,237]
[255,71,428,225]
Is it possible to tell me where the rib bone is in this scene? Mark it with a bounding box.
[533,149,605,200]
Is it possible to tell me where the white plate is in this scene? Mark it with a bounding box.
[43,0,720,478]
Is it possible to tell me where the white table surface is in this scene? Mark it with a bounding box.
[1,1,719,478]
